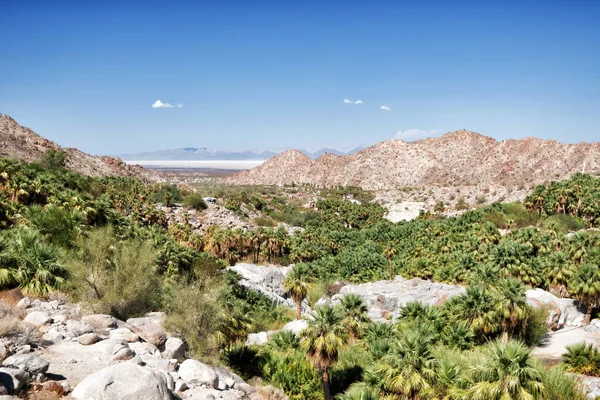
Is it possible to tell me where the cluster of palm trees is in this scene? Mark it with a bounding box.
[524,172,600,226]
[251,289,584,400]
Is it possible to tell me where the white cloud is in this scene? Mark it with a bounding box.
[343,98,352,104]
[395,129,446,140]
[152,100,182,108]
[354,100,363,104]
[380,105,391,111]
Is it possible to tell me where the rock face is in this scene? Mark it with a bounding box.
[526,288,585,327]
[71,363,172,400]
[227,130,600,190]
[0,114,159,182]
[227,263,310,313]
[319,276,466,322]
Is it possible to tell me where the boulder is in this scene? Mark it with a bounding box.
[15,298,30,309]
[111,343,135,361]
[126,314,167,347]
[52,314,69,324]
[526,288,585,327]
[246,332,269,346]
[178,359,218,388]
[129,341,160,356]
[140,354,177,373]
[42,328,65,343]
[78,333,103,345]
[23,311,51,328]
[109,328,139,343]
[214,367,236,390]
[163,337,185,361]
[2,354,49,375]
[82,314,117,331]
[66,320,93,337]
[0,368,30,391]
[71,363,172,400]
[281,319,308,336]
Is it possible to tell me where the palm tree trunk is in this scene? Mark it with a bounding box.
[321,369,332,400]
[388,258,393,280]
[584,306,593,325]
[502,329,509,343]
[296,301,302,320]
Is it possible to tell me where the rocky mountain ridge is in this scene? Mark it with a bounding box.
[0,114,159,181]
[227,130,600,190]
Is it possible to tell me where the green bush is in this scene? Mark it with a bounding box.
[66,227,162,320]
[41,149,67,170]
[182,193,208,211]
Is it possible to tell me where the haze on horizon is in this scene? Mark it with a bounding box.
[1,0,598,156]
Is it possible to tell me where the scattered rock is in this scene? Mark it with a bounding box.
[78,333,102,346]
[163,337,185,361]
[140,354,177,373]
[2,354,49,375]
[109,328,139,343]
[52,314,69,324]
[71,363,172,400]
[82,314,117,331]
[247,332,270,346]
[178,359,218,388]
[42,327,65,343]
[0,367,30,391]
[23,311,51,328]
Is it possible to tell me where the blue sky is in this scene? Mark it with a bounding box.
[1,0,599,155]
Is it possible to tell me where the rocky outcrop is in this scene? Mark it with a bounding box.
[227,130,600,190]
[227,264,310,313]
[526,288,585,327]
[318,276,466,322]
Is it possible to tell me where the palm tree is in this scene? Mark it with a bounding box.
[374,329,437,400]
[445,286,499,342]
[494,278,528,342]
[301,305,348,400]
[283,263,314,320]
[339,293,370,339]
[464,340,544,400]
[336,384,380,400]
[384,243,397,280]
[569,264,600,325]
[0,226,68,296]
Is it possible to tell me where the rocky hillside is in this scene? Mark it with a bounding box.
[0,114,159,182]
[227,130,600,190]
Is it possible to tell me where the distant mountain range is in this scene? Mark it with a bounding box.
[226,130,600,190]
[117,146,366,161]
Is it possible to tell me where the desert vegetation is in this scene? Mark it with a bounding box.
[1,157,599,398]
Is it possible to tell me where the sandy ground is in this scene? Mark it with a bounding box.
[534,327,600,360]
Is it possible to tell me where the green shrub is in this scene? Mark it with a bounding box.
[455,197,470,210]
[563,342,600,376]
[41,149,67,170]
[182,193,208,211]
[66,227,162,320]
[27,205,84,248]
